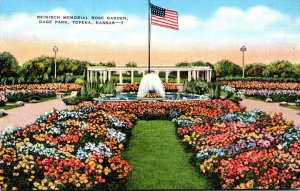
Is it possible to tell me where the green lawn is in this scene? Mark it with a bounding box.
[0,97,57,111]
[281,105,300,110]
[0,104,18,110]
[125,120,210,190]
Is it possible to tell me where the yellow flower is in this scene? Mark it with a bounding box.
[12,187,18,190]
[13,173,19,177]
[104,167,111,175]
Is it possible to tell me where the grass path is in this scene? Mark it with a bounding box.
[125,120,210,190]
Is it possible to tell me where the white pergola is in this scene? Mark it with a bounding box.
[86,66,212,84]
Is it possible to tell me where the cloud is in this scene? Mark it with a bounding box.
[0,6,299,49]
[0,8,147,44]
[179,14,201,30]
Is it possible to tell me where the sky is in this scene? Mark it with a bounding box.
[0,0,300,66]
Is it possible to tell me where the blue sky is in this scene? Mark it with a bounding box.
[1,0,300,19]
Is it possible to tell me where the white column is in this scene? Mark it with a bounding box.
[206,70,209,82]
[209,70,212,82]
[143,71,145,77]
[177,71,180,84]
[103,71,107,82]
[192,70,196,80]
[202,71,205,80]
[188,71,191,81]
[131,70,134,83]
[99,71,103,83]
[90,71,93,83]
[108,71,111,81]
[197,70,200,79]
[87,70,90,82]
[119,71,123,84]
[166,71,169,83]
[95,71,98,82]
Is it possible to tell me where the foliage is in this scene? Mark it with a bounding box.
[245,91,300,102]
[244,63,267,77]
[262,60,295,78]
[99,80,116,95]
[6,90,56,102]
[0,52,21,84]
[97,61,116,67]
[207,82,221,99]
[21,56,87,84]
[214,59,242,77]
[74,77,84,85]
[183,80,208,95]
[63,96,93,105]
[80,81,99,97]
[126,62,137,68]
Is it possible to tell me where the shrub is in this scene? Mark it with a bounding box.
[63,96,93,105]
[183,80,208,94]
[214,60,242,77]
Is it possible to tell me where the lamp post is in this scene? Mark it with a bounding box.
[240,45,246,78]
[53,46,58,79]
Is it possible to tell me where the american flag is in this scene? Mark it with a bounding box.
[150,4,178,30]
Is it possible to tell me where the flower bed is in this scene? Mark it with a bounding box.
[173,108,299,189]
[123,83,139,92]
[1,99,299,190]
[123,83,178,92]
[0,83,81,92]
[221,81,300,90]
[0,83,81,104]
[0,102,136,190]
[221,81,300,102]
[242,89,300,102]
[144,93,162,98]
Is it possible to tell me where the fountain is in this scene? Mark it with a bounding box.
[137,73,165,98]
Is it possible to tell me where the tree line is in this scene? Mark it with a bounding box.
[1,51,300,84]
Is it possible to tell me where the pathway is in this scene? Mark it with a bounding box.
[240,98,300,126]
[125,120,210,190]
[0,98,69,131]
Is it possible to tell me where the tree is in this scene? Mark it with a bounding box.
[21,56,53,83]
[0,52,20,78]
[262,60,295,78]
[99,61,116,67]
[191,61,206,67]
[21,56,88,83]
[214,59,242,77]
[126,61,137,68]
[175,61,191,67]
[294,64,300,78]
[245,63,267,77]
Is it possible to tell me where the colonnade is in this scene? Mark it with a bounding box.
[87,66,212,84]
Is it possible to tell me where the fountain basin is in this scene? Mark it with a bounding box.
[100,92,208,101]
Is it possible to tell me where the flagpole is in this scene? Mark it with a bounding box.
[148,0,151,73]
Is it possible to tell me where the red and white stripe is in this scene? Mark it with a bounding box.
[151,9,178,30]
